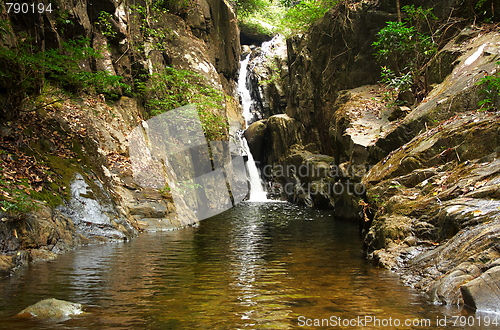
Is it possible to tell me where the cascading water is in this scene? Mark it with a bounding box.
[238,53,254,125]
[238,52,268,202]
[241,136,268,201]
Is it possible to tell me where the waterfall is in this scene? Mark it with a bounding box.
[241,136,268,201]
[238,53,254,124]
[238,53,268,202]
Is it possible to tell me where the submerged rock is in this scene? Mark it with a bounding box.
[18,298,84,318]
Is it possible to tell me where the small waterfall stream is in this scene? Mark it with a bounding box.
[238,53,254,125]
[241,137,268,201]
[238,52,268,202]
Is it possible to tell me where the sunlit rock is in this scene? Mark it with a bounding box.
[462,266,500,313]
[18,298,84,318]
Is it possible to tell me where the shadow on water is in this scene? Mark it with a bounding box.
[0,202,495,329]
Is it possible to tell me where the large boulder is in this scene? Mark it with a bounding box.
[329,85,396,165]
[244,119,268,161]
[461,266,500,313]
[265,114,305,164]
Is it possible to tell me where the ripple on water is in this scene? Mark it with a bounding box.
[0,202,494,329]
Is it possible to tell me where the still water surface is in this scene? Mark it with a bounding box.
[0,202,494,329]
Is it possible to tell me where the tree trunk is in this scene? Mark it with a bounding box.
[396,0,401,23]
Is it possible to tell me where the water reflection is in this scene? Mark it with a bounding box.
[0,202,493,329]
[228,203,294,328]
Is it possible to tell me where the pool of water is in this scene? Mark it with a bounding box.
[0,202,495,329]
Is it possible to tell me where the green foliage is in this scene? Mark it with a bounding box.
[476,61,500,111]
[54,9,74,34]
[380,67,412,91]
[0,20,12,40]
[372,6,438,100]
[145,67,197,114]
[235,0,271,12]
[379,66,412,105]
[474,0,495,23]
[236,0,337,37]
[154,0,192,13]
[236,0,284,36]
[372,21,417,70]
[129,4,174,54]
[402,5,437,32]
[96,11,117,38]
[0,193,38,215]
[0,37,129,119]
[280,0,337,36]
[144,67,228,141]
[158,186,172,199]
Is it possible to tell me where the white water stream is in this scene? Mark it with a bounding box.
[238,52,268,202]
[238,54,254,125]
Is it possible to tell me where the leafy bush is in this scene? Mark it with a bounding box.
[476,61,500,111]
[96,11,117,38]
[372,6,438,100]
[280,0,337,36]
[372,21,417,73]
[128,3,174,54]
[0,37,129,119]
[380,67,412,93]
[235,0,337,38]
[144,67,228,141]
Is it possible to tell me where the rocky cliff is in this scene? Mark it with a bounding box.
[0,0,242,275]
[362,29,500,310]
[242,0,500,311]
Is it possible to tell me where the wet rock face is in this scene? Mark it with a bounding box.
[18,298,83,318]
[246,35,288,120]
[0,206,87,276]
[462,266,500,313]
[58,173,134,240]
